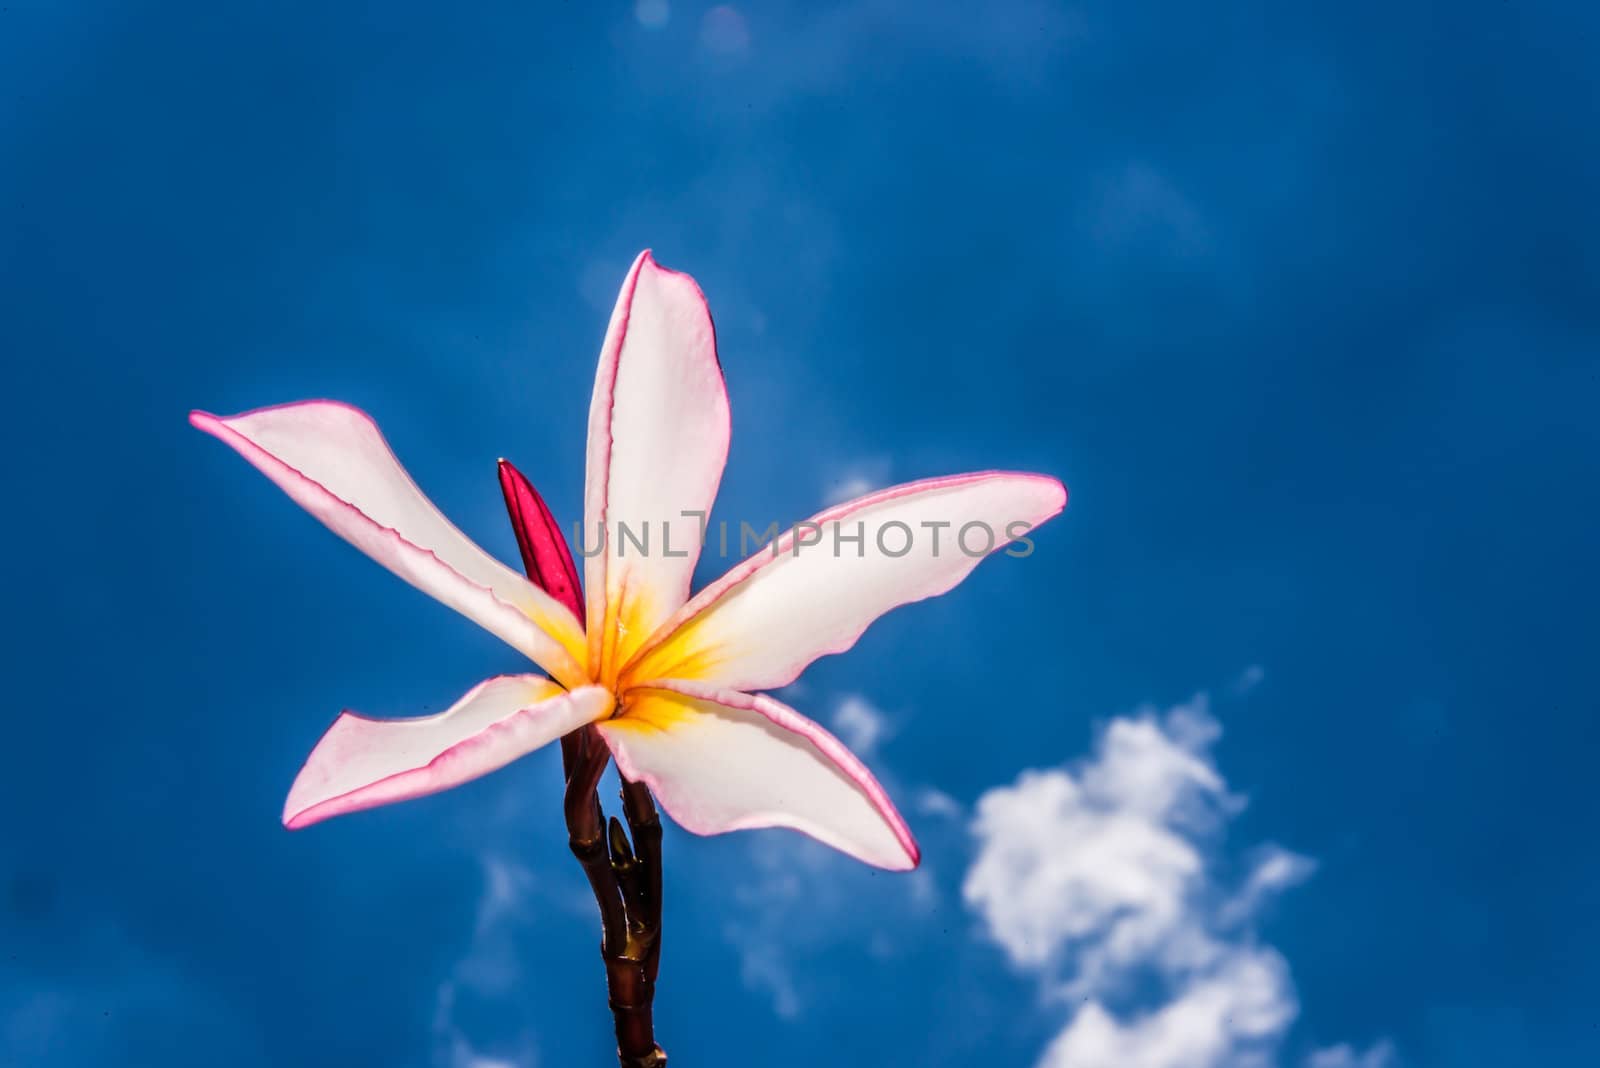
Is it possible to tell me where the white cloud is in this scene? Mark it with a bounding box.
[690,0,1080,101]
[633,0,669,30]
[1235,664,1266,694]
[1219,845,1318,929]
[963,693,1390,1068]
[434,979,537,1068]
[1042,949,1295,1068]
[1085,163,1213,261]
[700,6,751,57]
[719,823,937,1017]
[916,787,965,820]
[721,837,831,1017]
[822,458,892,506]
[733,938,803,1021]
[831,694,890,756]
[432,853,541,1068]
[578,256,632,313]
[964,697,1238,983]
[477,854,534,930]
[1304,1041,1399,1068]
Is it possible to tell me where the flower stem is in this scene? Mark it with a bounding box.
[564,727,667,1067]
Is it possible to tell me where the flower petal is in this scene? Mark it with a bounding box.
[284,677,613,829]
[584,251,731,677]
[624,472,1067,692]
[498,458,585,621]
[192,401,587,688]
[596,681,919,870]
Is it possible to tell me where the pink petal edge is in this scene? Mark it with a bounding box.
[283,679,612,829]
[624,470,1068,687]
[606,679,921,871]
[582,250,732,664]
[190,402,586,688]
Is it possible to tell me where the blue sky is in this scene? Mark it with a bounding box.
[3,2,1597,1065]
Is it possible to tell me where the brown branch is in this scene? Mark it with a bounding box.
[565,727,626,954]
[620,778,664,985]
[564,728,667,1067]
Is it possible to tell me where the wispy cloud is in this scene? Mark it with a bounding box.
[714,691,933,1018]
[720,824,940,1016]
[431,853,541,1068]
[963,693,1389,1068]
[719,828,941,1019]
[1039,951,1295,1068]
[1083,163,1213,263]
[1219,845,1318,929]
[674,0,1082,100]
[831,693,890,756]
[434,979,538,1068]
[721,837,836,1019]
[1304,1040,1399,1068]
[915,786,965,821]
[822,458,893,507]
[1235,664,1267,695]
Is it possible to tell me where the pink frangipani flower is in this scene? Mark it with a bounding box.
[192,251,1066,871]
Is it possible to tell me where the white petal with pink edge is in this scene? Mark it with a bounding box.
[624,472,1066,692]
[192,402,588,688]
[596,680,919,871]
[584,251,731,675]
[284,677,613,829]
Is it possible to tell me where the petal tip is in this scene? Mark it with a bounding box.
[1045,475,1069,512]
[1011,471,1069,517]
[281,786,324,830]
[882,814,921,872]
[632,248,709,297]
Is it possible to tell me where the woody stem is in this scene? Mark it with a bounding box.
[563,725,667,1067]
